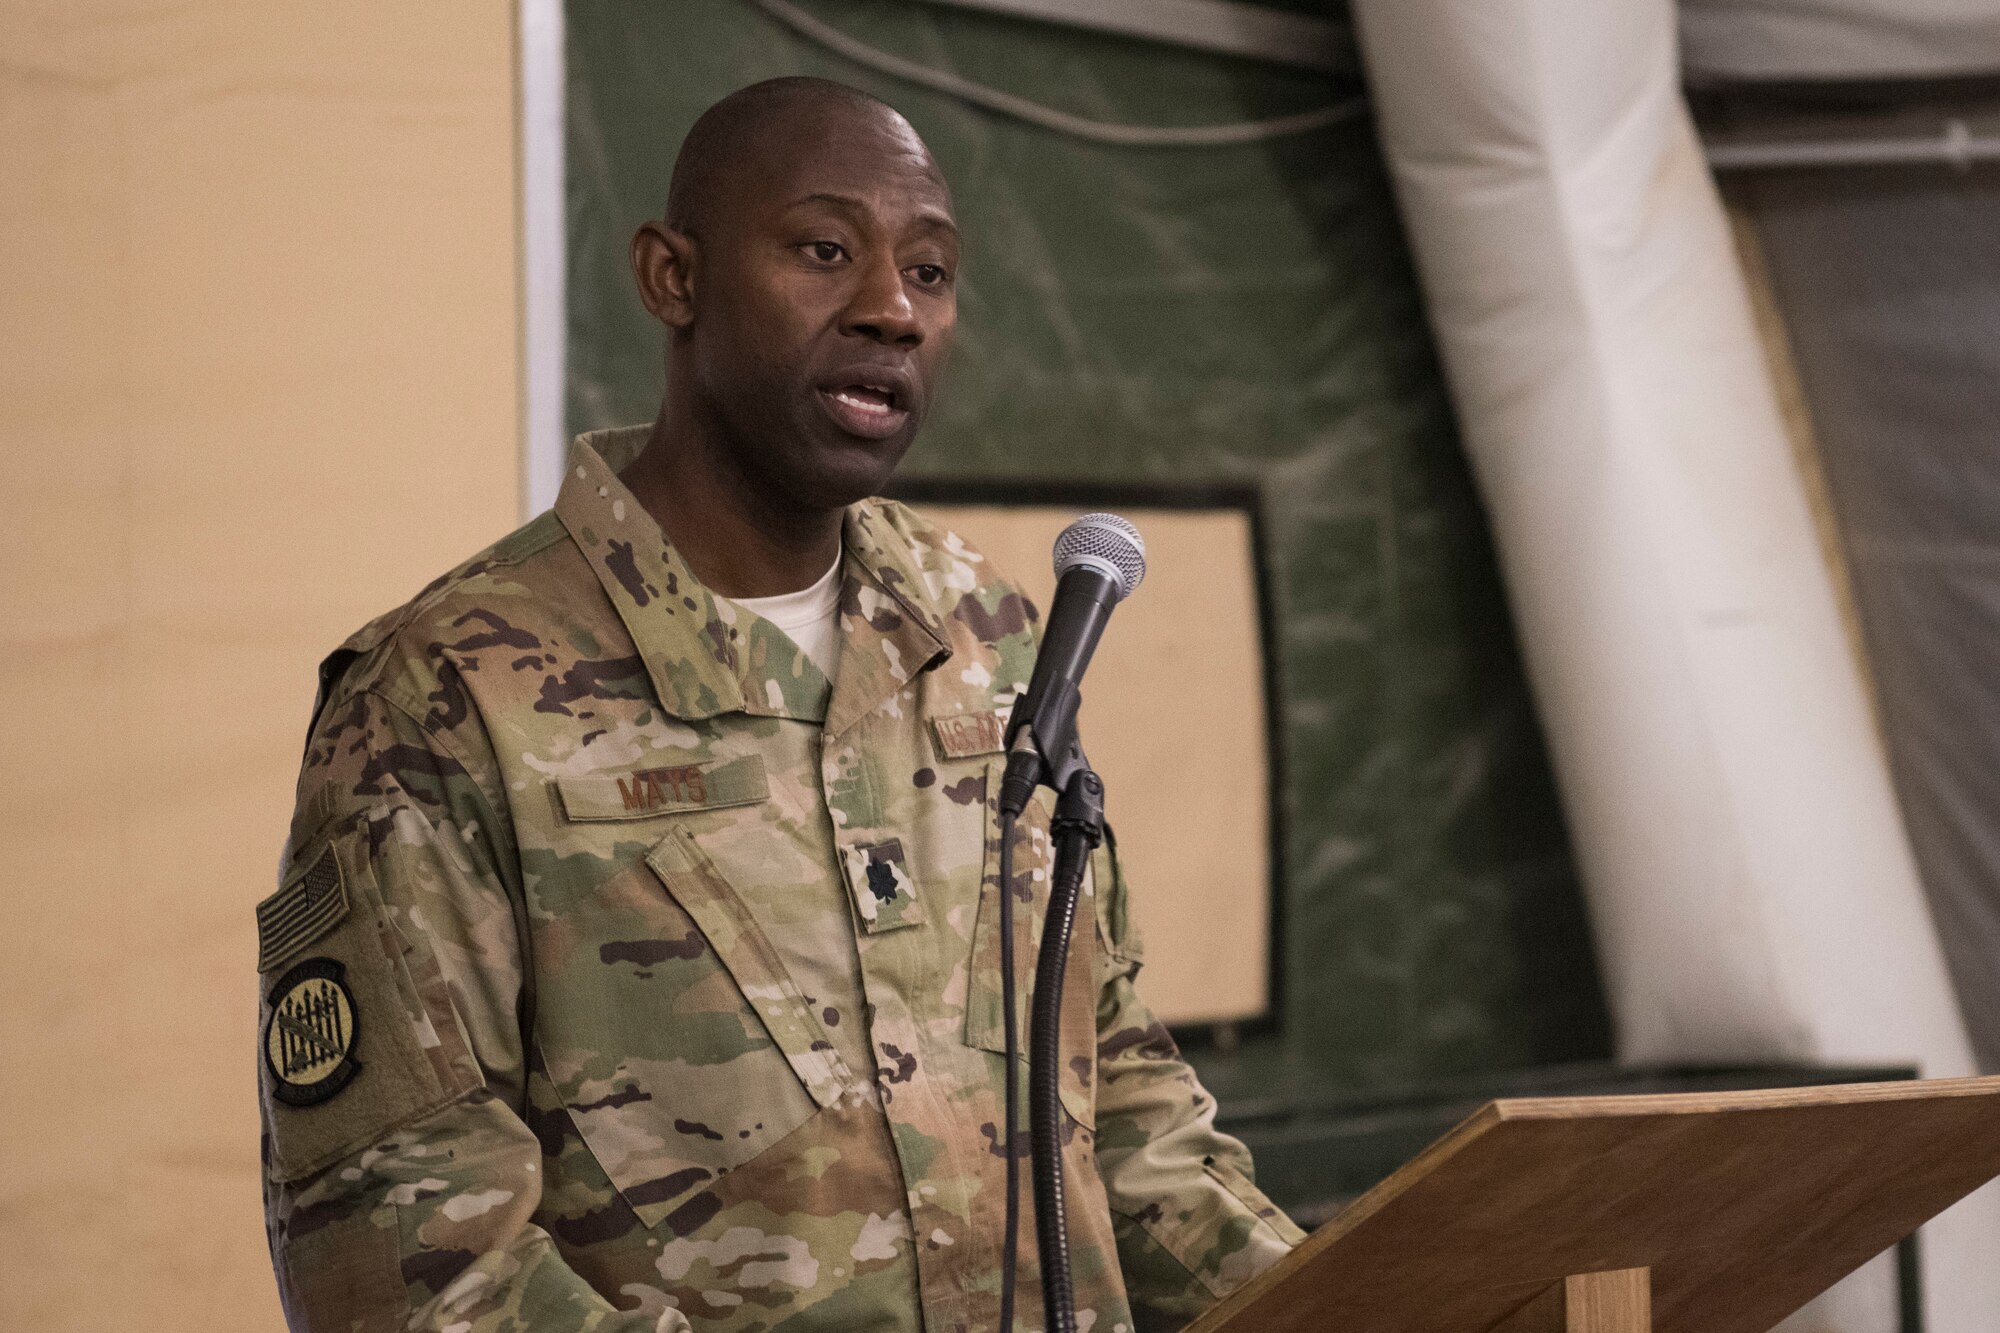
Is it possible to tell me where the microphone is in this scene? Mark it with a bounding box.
[993,513,1146,1333]
[999,512,1146,819]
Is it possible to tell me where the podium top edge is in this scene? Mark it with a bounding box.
[1485,1073,2000,1122]
[1185,1073,2000,1333]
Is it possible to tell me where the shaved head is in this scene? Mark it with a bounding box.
[621,74,961,591]
[666,77,938,236]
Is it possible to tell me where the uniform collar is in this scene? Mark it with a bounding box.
[828,497,954,738]
[556,427,949,732]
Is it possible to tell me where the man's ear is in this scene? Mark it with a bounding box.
[632,221,696,328]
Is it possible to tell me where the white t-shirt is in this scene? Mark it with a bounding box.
[729,551,844,681]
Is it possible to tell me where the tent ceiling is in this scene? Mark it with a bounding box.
[912,0,2000,85]
[1681,0,2000,83]
[910,0,1357,74]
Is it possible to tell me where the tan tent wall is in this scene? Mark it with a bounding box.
[0,4,521,1330]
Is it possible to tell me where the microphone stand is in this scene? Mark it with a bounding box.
[992,521,1143,1333]
[997,701,1105,1333]
[1030,763,1103,1333]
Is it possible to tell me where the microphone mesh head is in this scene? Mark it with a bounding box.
[1053,512,1147,602]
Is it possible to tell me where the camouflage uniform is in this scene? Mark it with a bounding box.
[257,426,1302,1333]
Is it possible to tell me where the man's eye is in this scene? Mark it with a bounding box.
[804,241,847,263]
[908,264,949,287]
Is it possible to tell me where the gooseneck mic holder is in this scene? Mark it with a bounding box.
[994,514,1146,1333]
[997,740,1105,1333]
[1029,766,1104,1333]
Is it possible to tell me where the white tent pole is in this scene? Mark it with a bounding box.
[518,0,567,518]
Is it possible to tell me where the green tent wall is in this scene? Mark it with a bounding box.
[563,0,1613,1093]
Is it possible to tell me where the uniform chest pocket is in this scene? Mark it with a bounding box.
[535,824,861,1229]
[959,760,1099,1131]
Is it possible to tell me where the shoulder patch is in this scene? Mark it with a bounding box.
[263,957,361,1106]
[257,846,351,972]
[931,710,1006,760]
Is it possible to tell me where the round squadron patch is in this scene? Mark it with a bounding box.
[263,957,360,1106]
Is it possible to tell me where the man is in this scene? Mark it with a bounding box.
[257,77,1301,1333]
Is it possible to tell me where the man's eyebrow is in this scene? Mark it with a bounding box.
[791,191,960,238]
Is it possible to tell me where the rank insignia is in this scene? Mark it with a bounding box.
[263,957,360,1106]
[846,838,924,933]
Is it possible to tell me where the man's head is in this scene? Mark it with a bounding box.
[633,78,959,512]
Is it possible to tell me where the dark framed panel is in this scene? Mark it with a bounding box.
[889,475,1287,1040]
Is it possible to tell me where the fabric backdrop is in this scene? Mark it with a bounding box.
[1743,166,2000,1074]
[1681,0,2000,82]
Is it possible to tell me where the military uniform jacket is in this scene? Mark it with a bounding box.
[258,427,1302,1333]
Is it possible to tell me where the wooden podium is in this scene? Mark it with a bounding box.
[1189,1076,2000,1333]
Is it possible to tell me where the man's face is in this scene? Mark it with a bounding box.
[679,105,959,510]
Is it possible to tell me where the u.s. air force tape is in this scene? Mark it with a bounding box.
[263,957,361,1106]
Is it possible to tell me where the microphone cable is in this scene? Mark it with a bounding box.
[998,806,1022,1333]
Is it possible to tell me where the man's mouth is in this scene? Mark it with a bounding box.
[818,381,911,441]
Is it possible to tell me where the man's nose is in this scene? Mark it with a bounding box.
[841,253,923,346]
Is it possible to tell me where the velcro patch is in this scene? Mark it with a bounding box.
[263,957,361,1106]
[846,838,923,933]
[555,755,768,821]
[257,846,351,973]
[931,710,1006,760]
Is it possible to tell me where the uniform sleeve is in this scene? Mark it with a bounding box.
[258,685,691,1333]
[1087,837,1306,1333]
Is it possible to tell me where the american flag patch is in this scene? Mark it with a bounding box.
[257,846,350,973]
